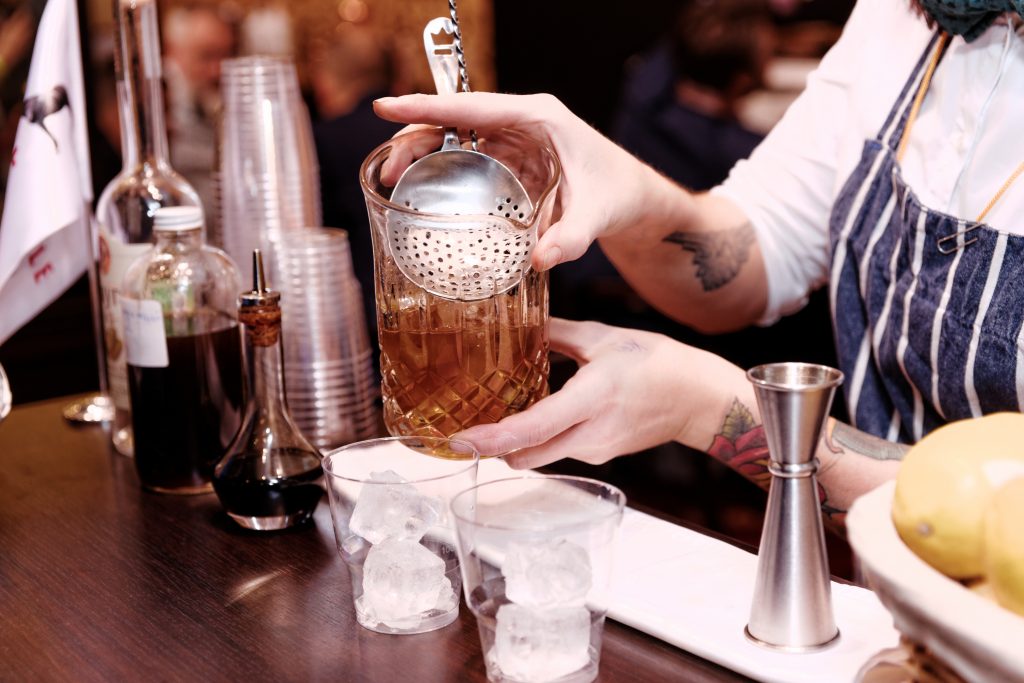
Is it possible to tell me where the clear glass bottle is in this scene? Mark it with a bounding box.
[120,207,242,494]
[97,0,201,456]
[213,250,323,531]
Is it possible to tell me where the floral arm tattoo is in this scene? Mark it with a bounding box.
[705,399,772,488]
[706,399,840,524]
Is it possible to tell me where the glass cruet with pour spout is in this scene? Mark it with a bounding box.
[213,250,323,531]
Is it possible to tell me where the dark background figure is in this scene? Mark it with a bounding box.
[555,0,774,334]
[552,0,838,379]
[614,0,772,190]
[162,2,238,225]
[770,0,852,58]
[310,23,401,358]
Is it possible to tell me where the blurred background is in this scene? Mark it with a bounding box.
[0,0,855,565]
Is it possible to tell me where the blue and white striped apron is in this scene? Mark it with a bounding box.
[829,33,1024,443]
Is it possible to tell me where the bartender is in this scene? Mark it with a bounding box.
[374,0,1024,526]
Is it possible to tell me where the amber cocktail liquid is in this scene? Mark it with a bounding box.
[361,128,559,440]
[378,274,549,438]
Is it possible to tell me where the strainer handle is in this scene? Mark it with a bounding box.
[423,17,463,153]
[448,0,479,150]
[448,0,478,151]
[448,0,470,95]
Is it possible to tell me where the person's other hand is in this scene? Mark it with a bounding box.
[372,92,666,272]
[452,317,741,470]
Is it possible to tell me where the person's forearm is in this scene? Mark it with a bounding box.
[598,180,769,334]
[679,372,905,531]
[813,420,906,527]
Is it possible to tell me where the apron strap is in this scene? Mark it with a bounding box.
[877,32,951,150]
[892,30,1023,227]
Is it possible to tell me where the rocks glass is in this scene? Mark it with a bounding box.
[360,128,560,439]
[451,476,626,683]
[322,436,479,634]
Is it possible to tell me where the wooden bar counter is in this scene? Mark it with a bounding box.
[0,396,752,682]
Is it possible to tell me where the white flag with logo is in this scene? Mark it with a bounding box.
[0,0,92,345]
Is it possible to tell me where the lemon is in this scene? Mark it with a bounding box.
[985,477,1024,617]
[893,444,992,578]
[891,413,1024,578]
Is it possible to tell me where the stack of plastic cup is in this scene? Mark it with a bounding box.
[272,228,380,449]
[215,55,321,272]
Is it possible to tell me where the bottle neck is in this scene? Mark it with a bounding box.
[249,341,288,414]
[113,0,170,167]
[153,227,203,252]
[240,306,289,417]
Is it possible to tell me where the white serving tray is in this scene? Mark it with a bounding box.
[607,506,898,683]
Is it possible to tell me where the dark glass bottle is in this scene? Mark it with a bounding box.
[121,207,242,494]
[213,250,323,530]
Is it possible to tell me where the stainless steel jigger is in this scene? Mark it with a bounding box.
[745,362,844,652]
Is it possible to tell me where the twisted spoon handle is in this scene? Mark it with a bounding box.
[448,0,478,150]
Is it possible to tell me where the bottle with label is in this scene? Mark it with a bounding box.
[120,207,242,494]
[213,250,323,530]
[97,0,201,456]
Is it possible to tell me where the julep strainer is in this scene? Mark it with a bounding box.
[388,16,535,301]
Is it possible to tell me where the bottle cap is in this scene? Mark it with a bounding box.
[153,206,203,232]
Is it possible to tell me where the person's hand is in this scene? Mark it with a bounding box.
[373,92,685,272]
[452,317,744,470]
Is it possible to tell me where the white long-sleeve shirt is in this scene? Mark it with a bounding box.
[715,0,1024,323]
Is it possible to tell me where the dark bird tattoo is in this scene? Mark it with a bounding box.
[23,86,70,152]
[663,223,754,291]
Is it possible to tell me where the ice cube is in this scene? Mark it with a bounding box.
[341,534,369,558]
[359,538,449,626]
[349,470,443,544]
[492,603,592,682]
[434,576,459,614]
[502,539,592,607]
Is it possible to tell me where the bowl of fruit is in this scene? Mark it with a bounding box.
[847,413,1024,683]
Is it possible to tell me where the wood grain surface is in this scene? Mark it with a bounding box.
[0,396,752,683]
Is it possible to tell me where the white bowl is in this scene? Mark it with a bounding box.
[847,482,1024,683]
